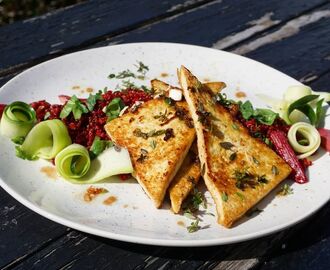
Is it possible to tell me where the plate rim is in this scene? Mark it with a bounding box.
[1,42,327,247]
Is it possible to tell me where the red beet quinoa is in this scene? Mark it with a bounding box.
[30,88,151,148]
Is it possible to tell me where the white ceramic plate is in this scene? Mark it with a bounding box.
[0,43,329,247]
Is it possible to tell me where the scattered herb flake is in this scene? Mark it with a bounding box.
[232,123,239,130]
[229,152,237,161]
[165,97,174,106]
[86,90,103,111]
[89,136,113,159]
[252,156,259,165]
[220,142,235,150]
[105,97,125,121]
[277,184,293,196]
[187,219,200,233]
[150,140,157,149]
[137,148,148,163]
[272,165,279,175]
[221,192,228,202]
[257,175,268,184]
[236,192,245,201]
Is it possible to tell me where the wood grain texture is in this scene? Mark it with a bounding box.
[0,0,214,74]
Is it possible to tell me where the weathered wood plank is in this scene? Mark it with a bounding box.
[0,0,214,74]
[0,189,68,269]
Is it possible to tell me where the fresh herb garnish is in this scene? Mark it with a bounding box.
[86,90,103,111]
[221,192,228,202]
[214,93,235,107]
[154,109,169,122]
[234,170,257,190]
[133,128,166,139]
[229,152,237,161]
[240,101,254,119]
[191,187,207,210]
[252,156,259,165]
[236,192,245,201]
[184,208,197,220]
[89,136,113,159]
[150,140,157,149]
[135,61,149,78]
[187,219,200,233]
[105,97,125,121]
[60,95,89,120]
[196,101,211,128]
[212,126,225,139]
[277,184,293,196]
[220,141,235,150]
[257,175,268,184]
[137,148,148,163]
[272,165,279,175]
[239,100,278,125]
[11,136,25,145]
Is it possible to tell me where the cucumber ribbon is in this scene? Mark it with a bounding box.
[55,144,133,183]
[16,119,72,160]
[0,101,36,140]
[287,122,321,159]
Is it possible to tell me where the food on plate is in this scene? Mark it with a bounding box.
[105,98,195,208]
[1,61,329,231]
[168,150,201,213]
[179,66,292,227]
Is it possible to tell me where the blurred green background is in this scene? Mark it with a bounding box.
[0,0,85,26]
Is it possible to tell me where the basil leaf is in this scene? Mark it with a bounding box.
[89,136,113,159]
[253,108,278,125]
[86,91,103,111]
[60,95,88,120]
[239,101,254,119]
[315,98,325,127]
[295,105,316,125]
[105,97,125,121]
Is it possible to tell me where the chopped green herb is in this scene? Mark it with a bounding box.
[86,90,103,111]
[239,100,254,120]
[191,188,207,210]
[232,123,239,130]
[116,69,136,79]
[220,141,235,150]
[121,80,138,89]
[196,101,211,128]
[60,95,89,120]
[150,140,157,149]
[221,192,228,202]
[183,208,197,220]
[135,61,149,76]
[11,136,25,145]
[236,192,245,201]
[212,126,225,139]
[187,219,200,233]
[165,97,174,105]
[108,73,116,79]
[137,148,148,163]
[229,152,237,161]
[133,128,166,139]
[272,165,279,175]
[252,156,259,165]
[234,170,257,190]
[277,184,293,196]
[105,97,125,121]
[257,175,268,184]
[15,146,37,160]
[253,108,278,125]
[89,136,113,159]
[214,93,235,107]
[154,109,169,122]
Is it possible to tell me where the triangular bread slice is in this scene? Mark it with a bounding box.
[105,98,195,208]
[168,149,201,213]
[179,66,292,227]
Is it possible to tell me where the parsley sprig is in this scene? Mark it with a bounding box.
[60,95,88,120]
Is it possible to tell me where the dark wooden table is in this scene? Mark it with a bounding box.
[1,1,330,269]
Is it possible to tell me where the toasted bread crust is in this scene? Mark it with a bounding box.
[168,150,201,213]
[179,66,291,227]
[105,98,195,208]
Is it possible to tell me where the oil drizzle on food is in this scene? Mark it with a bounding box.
[40,166,57,179]
[235,91,247,98]
[103,196,117,205]
[160,72,169,78]
[177,220,185,227]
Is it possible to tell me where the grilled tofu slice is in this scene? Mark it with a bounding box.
[151,79,226,97]
[179,66,292,227]
[105,98,195,208]
[168,150,201,213]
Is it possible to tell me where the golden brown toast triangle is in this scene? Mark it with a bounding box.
[105,98,195,208]
[179,66,291,227]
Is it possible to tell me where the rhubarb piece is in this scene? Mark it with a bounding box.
[268,129,308,184]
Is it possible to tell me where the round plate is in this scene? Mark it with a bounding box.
[0,43,329,246]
